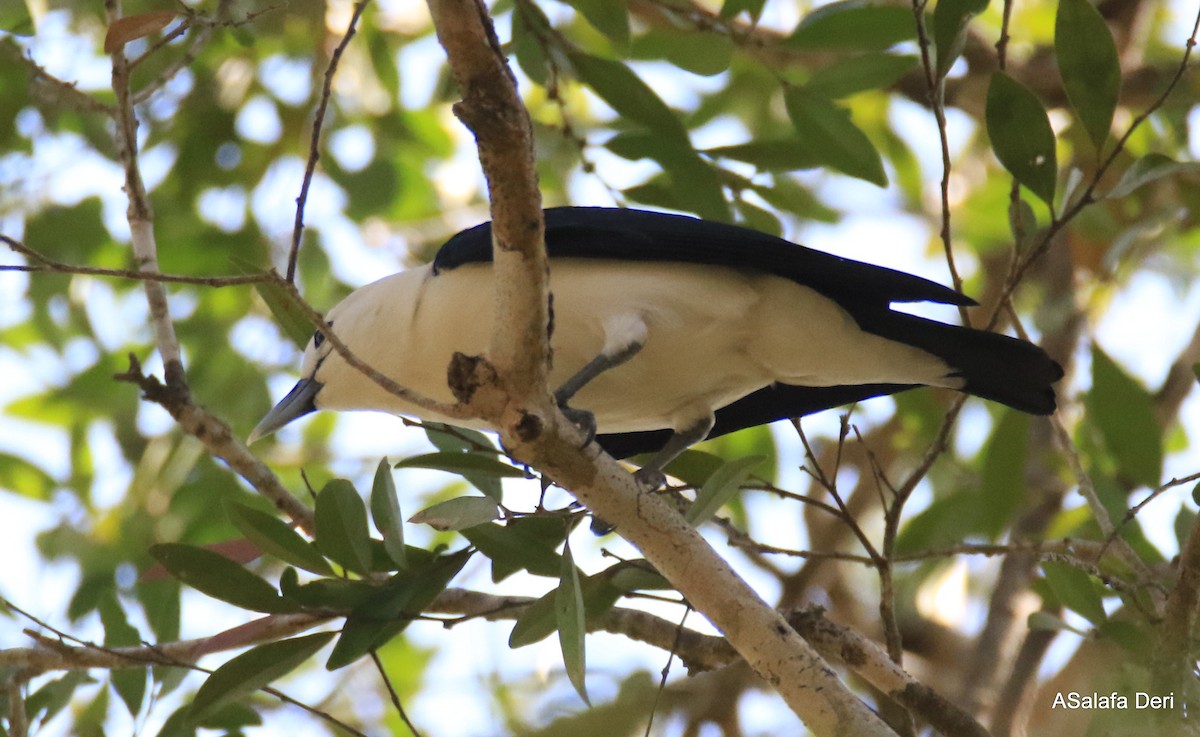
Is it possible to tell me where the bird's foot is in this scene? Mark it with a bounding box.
[633,467,666,492]
[559,404,596,447]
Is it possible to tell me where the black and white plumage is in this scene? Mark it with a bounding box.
[251,207,1062,474]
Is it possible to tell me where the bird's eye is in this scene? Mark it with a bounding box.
[312,321,332,349]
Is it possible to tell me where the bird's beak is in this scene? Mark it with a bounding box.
[248,378,323,444]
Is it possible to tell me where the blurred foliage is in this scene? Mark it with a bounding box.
[1,0,1200,735]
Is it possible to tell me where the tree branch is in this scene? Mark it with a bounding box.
[424,2,895,734]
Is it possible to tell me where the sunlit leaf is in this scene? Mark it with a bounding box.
[189,633,335,721]
[784,87,887,186]
[1041,562,1107,625]
[1088,347,1162,488]
[986,72,1057,205]
[686,455,764,525]
[1055,0,1120,150]
[569,0,629,48]
[933,0,988,78]
[409,496,500,531]
[1107,154,1200,199]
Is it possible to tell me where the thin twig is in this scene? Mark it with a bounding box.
[2,234,273,286]
[288,0,370,284]
[370,650,425,737]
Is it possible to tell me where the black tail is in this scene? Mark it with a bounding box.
[858,310,1063,415]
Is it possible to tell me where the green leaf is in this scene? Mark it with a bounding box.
[978,411,1030,538]
[569,0,629,48]
[409,496,500,531]
[784,87,887,186]
[0,0,35,35]
[419,427,506,499]
[326,549,471,669]
[686,456,764,525]
[370,458,407,568]
[1055,0,1121,150]
[721,0,766,20]
[1041,562,1107,625]
[225,501,333,576]
[395,451,526,479]
[1107,154,1200,199]
[460,519,567,581]
[149,544,293,613]
[986,72,1057,205]
[509,572,622,648]
[569,52,687,140]
[251,276,312,349]
[785,1,917,51]
[189,632,335,721]
[706,140,821,171]
[1027,610,1084,634]
[634,28,732,76]
[807,53,919,98]
[314,479,373,575]
[99,596,145,716]
[557,539,589,704]
[1088,347,1163,487]
[512,4,550,85]
[933,0,989,78]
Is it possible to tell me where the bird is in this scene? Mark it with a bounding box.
[250,206,1062,486]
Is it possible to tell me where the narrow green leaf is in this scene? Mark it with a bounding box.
[986,72,1057,205]
[557,540,589,704]
[1055,0,1121,150]
[0,0,34,35]
[785,1,917,51]
[512,4,550,85]
[189,632,335,721]
[1088,347,1162,487]
[423,422,495,453]
[720,0,766,20]
[149,544,292,613]
[978,411,1030,538]
[568,0,629,48]
[634,28,732,76]
[1027,610,1084,634]
[370,458,407,568]
[314,479,373,575]
[460,520,566,581]
[705,140,821,172]
[569,52,687,141]
[933,0,989,78]
[225,501,333,576]
[509,567,622,648]
[409,496,500,531]
[1041,562,1107,625]
[99,595,145,716]
[1107,154,1200,199]
[252,278,312,349]
[807,53,919,98]
[326,549,471,669]
[394,451,526,478]
[784,87,887,186]
[686,456,764,525]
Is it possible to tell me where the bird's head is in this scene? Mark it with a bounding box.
[247,270,424,443]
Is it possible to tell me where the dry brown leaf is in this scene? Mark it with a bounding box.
[103,10,177,54]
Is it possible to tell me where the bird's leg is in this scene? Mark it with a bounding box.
[553,328,645,445]
[632,414,716,491]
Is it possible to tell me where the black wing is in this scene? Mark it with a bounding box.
[432,207,975,312]
[595,383,912,459]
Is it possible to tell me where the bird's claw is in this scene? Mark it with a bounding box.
[559,404,597,447]
[633,467,666,491]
